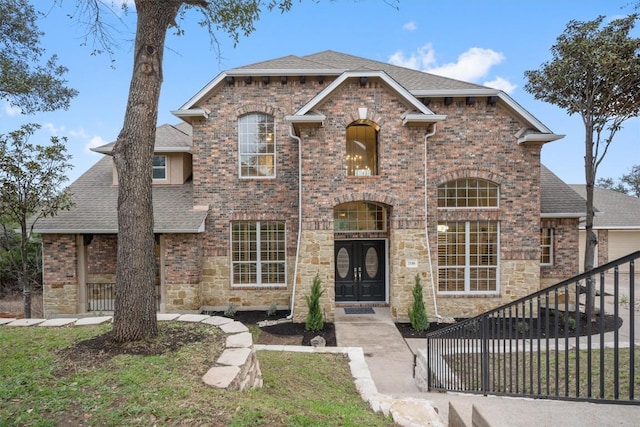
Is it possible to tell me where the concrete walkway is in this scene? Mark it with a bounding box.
[334,306,640,427]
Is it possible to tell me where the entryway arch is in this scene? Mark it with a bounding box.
[333,201,388,302]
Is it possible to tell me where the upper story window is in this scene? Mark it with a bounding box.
[238,113,275,178]
[334,202,386,232]
[152,155,167,180]
[540,228,554,266]
[346,121,378,176]
[437,179,499,208]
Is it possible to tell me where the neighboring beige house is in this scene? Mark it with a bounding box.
[569,185,640,273]
[34,51,587,321]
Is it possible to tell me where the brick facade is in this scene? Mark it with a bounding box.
[39,53,582,320]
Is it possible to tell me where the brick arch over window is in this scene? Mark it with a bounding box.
[333,192,397,208]
[235,104,279,117]
[435,168,504,187]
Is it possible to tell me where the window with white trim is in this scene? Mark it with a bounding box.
[346,121,378,176]
[437,221,499,293]
[238,113,275,178]
[152,155,167,180]
[231,221,285,286]
[540,228,553,266]
[437,178,499,208]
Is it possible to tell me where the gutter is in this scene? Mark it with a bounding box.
[423,125,442,320]
[287,126,303,320]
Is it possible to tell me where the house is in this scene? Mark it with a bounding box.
[569,185,640,272]
[34,51,587,321]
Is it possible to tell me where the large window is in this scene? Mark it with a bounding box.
[346,121,378,176]
[231,221,286,286]
[152,155,167,180]
[437,221,499,293]
[238,113,275,178]
[540,228,553,266]
[437,178,499,208]
[334,202,386,232]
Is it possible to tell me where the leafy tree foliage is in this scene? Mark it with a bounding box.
[0,125,73,317]
[0,222,42,298]
[524,14,640,276]
[0,0,77,113]
[598,164,640,198]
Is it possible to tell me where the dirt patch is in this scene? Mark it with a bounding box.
[396,312,623,339]
[220,310,338,346]
[55,322,219,375]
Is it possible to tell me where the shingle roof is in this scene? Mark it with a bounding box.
[232,50,485,92]
[92,122,193,154]
[541,166,587,217]
[569,185,640,229]
[32,153,207,234]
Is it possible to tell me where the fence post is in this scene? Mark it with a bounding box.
[481,316,489,395]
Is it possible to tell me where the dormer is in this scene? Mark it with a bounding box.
[92,123,193,186]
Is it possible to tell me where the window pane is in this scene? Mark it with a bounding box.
[334,202,385,232]
[152,155,166,180]
[346,123,377,176]
[437,179,499,208]
[238,114,275,177]
[438,221,498,293]
[232,221,285,286]
[540,228,553,265]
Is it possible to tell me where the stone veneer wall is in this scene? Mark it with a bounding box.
[291,229,335,323]
[540,218,580,288]
[42,234,78,316]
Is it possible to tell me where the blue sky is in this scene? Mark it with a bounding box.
[1,0,638,185]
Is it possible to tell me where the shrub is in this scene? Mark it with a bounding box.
[266,303,278,317]
[224,303,237,318]
[408,274,429,332]
[305,273,324,332]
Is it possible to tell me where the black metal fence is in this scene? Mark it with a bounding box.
[87,283,161,312]
[426,251,639,404]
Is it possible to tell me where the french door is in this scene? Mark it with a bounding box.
[334,240,385,302]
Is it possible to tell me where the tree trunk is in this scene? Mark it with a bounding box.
[20,222,31,319]
[583,119,598,314]
[111,1,180,342]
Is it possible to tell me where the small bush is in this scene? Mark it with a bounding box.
[305,273,324,332]
[224,303,237,318]
[408,274,429,332]
[266,303,278,317]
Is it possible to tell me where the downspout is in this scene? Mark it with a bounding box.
[424,125,442,320]
[287,125,302,320]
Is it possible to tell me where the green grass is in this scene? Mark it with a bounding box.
[0,324,394,426]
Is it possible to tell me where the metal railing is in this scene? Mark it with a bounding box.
[426,251,639,404]
[87,282,161,312]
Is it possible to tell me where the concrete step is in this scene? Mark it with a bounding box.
[404,392,640,427]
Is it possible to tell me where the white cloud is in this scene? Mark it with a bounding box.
[86,135,108,153]
[483,76,517,94]
[3,103,22,117]
[42,122,66,135]
[403,21,417,31]
[426,47,505,82]
[389,44,437,70]
[389,44,514,91]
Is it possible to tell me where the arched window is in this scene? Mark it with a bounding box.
[437,178,499,208]
[238,113,275,178]
[334,202,385,232]
[346,120,379,176]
